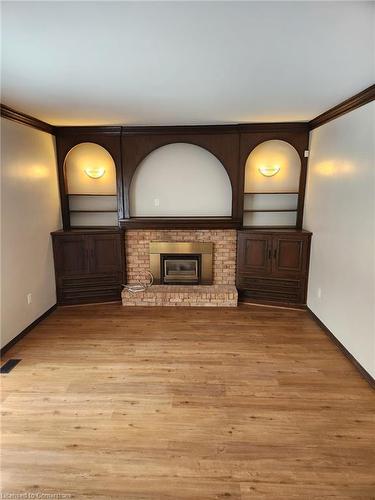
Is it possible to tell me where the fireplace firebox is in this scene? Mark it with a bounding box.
[150,242,213,285]
[161,254,201,284]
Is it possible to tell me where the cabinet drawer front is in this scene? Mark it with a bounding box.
[59,288,121,304]
[58,274,123,304]
[238,275,302,291]
[241,288,303,304]
[237,276,305,304]
[61,274,122,289]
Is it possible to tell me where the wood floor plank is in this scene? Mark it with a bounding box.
[1,303,374,499]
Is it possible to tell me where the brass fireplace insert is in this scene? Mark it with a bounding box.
[150,241,213,285]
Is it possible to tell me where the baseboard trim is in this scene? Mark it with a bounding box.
[307,307,374,389]
[0,304,57,357]
[238,300,306,311]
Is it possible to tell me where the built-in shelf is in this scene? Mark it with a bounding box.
[119,217,242,230]
[68,193,119,228]
[70,210,118,213]
[68,193,117,196]
[242,225,297,230]
[243,190,298,228]
[243,209,297,213]
[66,226,119,231]
[244,191,299,195]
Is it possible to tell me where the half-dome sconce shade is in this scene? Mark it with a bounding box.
[258,165,280,177]
[84,167,106,179]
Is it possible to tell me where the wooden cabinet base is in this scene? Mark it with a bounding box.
[236,229,311,307]
[52,229,125,305]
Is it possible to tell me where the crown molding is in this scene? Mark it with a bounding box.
[309,84,375,130]
[122,122,309,136]
[56,126,122,136]
[0,103,55,135]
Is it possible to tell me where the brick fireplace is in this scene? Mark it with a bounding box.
[122,229,238,306]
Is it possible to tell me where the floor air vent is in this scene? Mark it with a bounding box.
[1,359,22,374]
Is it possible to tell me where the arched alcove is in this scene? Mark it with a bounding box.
[64,142,117,195]
[64,142,118,227]
[244,140,301,193]
[130,143,232,217]
[243,140,301,227]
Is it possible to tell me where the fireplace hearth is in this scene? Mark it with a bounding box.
[123,229,237,306]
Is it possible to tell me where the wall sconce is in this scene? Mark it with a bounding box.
[258,165,280,177]
[84,167,106,179]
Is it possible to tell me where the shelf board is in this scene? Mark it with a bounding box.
[244,192,299,195]
[68,193,117,197]
[69,226,119,230]
[70,210,118,213]
[242,225,297,230]
[243,209,297,213]
[119,217,242,230]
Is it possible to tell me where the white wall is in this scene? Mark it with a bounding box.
[1,118,62,348]
[130,143,232,216]
[304,102,375,377]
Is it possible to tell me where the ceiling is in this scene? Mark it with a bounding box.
[2,1,374,126]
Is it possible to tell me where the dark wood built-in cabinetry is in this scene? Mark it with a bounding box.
[236,230,311,306]
[52,229,125,305]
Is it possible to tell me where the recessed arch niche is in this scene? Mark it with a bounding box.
[64,142,117,195]
[64,142,118,227]
[243,140,301,227]
[130,143,232,217]
[244,139,301,193]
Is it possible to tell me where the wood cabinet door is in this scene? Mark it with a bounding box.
[237,232,272,275]
[53,235,88,276]
[271,235,309,277]
[87,233,123,274]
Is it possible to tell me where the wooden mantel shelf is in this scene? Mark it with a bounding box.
[119,217,242,230]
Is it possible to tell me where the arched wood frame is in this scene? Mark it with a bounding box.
[55,127,123,229]
[128,142,233,218]
[121,129,240,220]
[239,128,309,229]
[54,123,309,230]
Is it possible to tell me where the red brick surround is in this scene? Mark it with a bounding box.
[123,229,237,307]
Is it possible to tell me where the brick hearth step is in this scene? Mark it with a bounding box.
[122,284,238,307]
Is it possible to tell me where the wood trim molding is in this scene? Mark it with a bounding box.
[0,103,55,135]
[123,123,309,136]
[56,126,122,136]
[308,84,375,130]
[119,217,242,230]
[0,304,57,356]
[308,307,374,389]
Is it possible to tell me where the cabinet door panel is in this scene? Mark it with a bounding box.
[272,236,308,276]
[54,236,88,276]
[237,233,272,275]
[88,234,123,274]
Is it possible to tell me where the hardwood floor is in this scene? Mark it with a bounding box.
[1,304,374,499]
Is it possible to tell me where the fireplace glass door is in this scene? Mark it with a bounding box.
[161,254,200,284]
